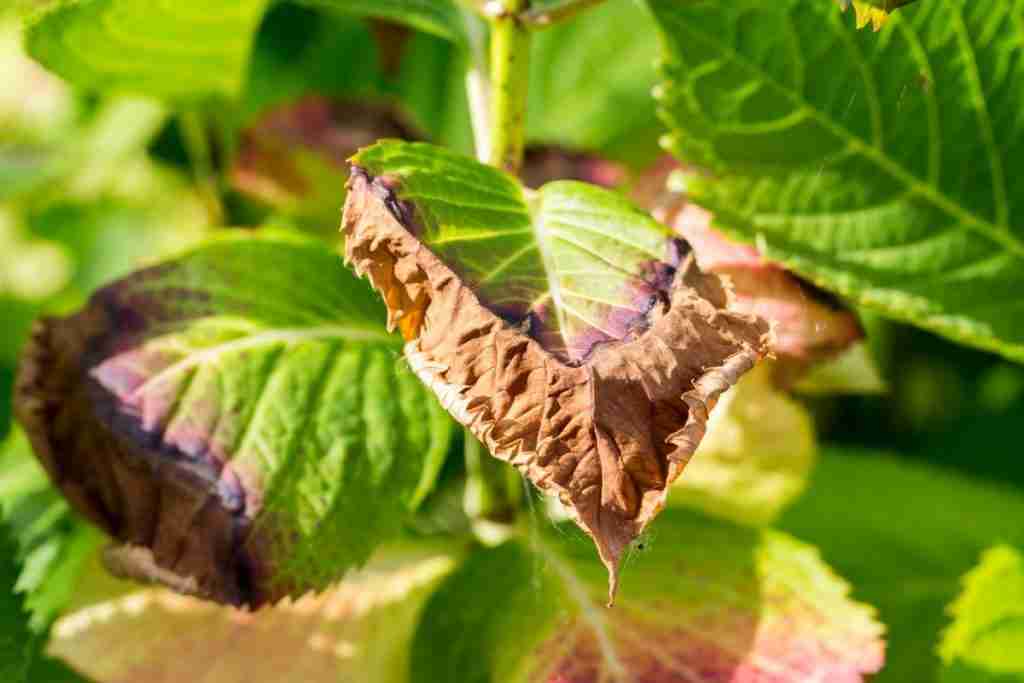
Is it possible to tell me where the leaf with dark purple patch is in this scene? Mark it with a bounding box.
[15,231,453,607]
[343,140,771,600]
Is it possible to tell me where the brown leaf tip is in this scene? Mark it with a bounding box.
[343,165,772,602]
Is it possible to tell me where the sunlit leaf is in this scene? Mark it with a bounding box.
[939,545,1024,681]
[26,0,271,99]
[412,509,884,682]
[47,542,460,683]
[15,232,453,606]
[650,0,1024,363]
[344,140,771,599]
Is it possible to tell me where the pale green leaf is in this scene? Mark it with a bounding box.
[26,0,272,99]
[412,508,884,682]
[15,232,453,605]
[650,0,1024,362]
[780,450,1024,683]
[292,0,467,45]
[47,542,459,683]
[940,545,1024,681]
[670,363,816,526]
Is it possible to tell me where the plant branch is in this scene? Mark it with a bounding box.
[463,429,522,526]
[519,0,606,28]
[488,0,531,174]
[180,110,224,225]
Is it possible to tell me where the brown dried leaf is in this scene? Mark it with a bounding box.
[342,141,771,601]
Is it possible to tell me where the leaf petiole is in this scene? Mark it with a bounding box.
[487,0,531,174]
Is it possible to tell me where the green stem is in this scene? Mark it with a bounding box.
[463,429,521,524]
[520,0,607,28]
[488,0,531,175]
[180,110,224,225]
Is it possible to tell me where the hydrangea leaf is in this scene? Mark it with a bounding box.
[650,0,1024,363]
[0,518,36,680]
[46,542,459,683]
[669,363,816,526]
[939,545,1024,681]
[15,232,453,607]
[26,0,272,99]
[0,429,101,632]
[411,509,884,683]
[780,450,1024,683]
[292,0,467,45]
[343,140,771,600]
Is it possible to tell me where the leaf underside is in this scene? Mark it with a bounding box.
[342,141,770,600]
[651,0,1024,363]
[15,233,452,607]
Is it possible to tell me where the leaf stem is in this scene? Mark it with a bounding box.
[519,0,606,28]
[180,110,224,225]
[463,429,521,525]
[488,0,531,174]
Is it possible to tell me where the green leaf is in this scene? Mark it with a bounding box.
[780,450,1024,683]
[26,0,272,99]
[292,0,467,45]
[47,541,460,683]
[650,0,1024,363]
[0,429,101,632]
[669,362,816,526]
[940,545,1024,682]
[411,508,884,682]
[0,519,36,680]
[15,231,453,606]
[528,0,663,165]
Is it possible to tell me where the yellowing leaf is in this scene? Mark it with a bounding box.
[48,544,458,683]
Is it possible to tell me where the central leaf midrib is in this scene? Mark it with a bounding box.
[669,7,1024,259]
[528,192,571,344]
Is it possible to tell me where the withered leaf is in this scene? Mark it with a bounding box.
[15,232,453,607]
[342,141,771,601]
